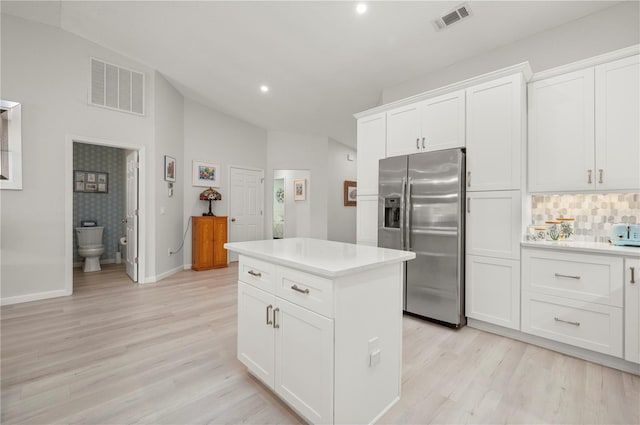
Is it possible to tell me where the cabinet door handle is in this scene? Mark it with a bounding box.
[598,169,604,184]
[291,284,310,294]
[555,273,581,280]
[416,138,420,150]
[421,137,425,149]
[467,171,471,187]
[554,317,580,326]
[631,266,636,284]
[266,304,273,325]
[467,197,470,213]
[273,308,280,329]
[587,169,592,184]
[248,270,262,278]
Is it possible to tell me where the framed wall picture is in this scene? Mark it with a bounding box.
[192,160,219,187]
[344,180,357,206]
[293,179,306,201]
[74,170,108,193]
[164,155,176,182]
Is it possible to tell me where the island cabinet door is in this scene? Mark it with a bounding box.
[237,282,276,388]
[274,298,334,424]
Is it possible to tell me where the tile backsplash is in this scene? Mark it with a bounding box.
[531,193,639,242]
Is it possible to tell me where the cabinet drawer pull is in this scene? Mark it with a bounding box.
[554,273,580,280]
[266,304,273,325]
[554,317,580,326]
[248,270,262,278]
[467,171,471,187]
[631,266,636,284]
[416,138,420,149]
[421,137,425,149]
[273,308,280,329]
[587,169,592,184]
[291,284,310,294]
[598,169,604,184]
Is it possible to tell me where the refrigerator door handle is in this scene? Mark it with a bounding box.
[400,177,407,250]
[405,177,412,250]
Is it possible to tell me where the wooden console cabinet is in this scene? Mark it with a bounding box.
[192,216,228,270]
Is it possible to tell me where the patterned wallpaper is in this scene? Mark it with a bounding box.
[73,143,126,264]
[531,193,640,242]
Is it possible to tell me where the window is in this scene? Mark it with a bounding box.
[0,100,23,190]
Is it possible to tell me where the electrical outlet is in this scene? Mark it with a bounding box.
[168,248,172,256]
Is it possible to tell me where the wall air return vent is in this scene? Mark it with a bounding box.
[90,58,145,116]
[433,3,472,31]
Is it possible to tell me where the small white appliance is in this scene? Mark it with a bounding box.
[76,226,105,272]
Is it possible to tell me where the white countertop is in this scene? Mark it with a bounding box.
[521,240,640,257]
[224,238,416,278]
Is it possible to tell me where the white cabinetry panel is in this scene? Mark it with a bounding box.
[418,90,465,152]
[357,113,386,196]
[386,104,419,157]
[624,258,640,364]
[356,195,379,246]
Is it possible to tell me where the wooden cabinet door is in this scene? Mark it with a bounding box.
[212,217,228,267]
[466,255,520,330]
[419,90,466,152]
[356,195,378,246]
[466,191,521,260]
[386,104,420,158]
[237,282,276,388]
[467,75,523,191]
[274,297,334,425]
[192,217,214,270]
[357,113,386,196]
[595,55,640,191]
[528,68,595,192]
[625,258,640,364]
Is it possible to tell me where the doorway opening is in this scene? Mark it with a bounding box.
[65,135,146,295]
[272,169,311,239]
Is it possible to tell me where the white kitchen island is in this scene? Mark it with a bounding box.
[224,238,415,425]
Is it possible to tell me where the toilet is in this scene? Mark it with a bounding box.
[76,226,105,272]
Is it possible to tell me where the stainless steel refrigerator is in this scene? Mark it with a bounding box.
[378,149,465,327]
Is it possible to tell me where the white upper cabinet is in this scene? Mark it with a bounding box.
[356,113,386,196]
[595,55,640,191]
[466,74,524,191]
[528,68,595,192]
[386,90,465,157]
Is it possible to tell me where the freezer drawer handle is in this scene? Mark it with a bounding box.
[266,304,273,325]
[554,273,581,280]
[554,317,580,327]
[291,284,310,294]
[248,270,262,278]
[273,308,280,329]
[631,266,636,284]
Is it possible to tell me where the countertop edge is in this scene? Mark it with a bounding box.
[521,241,640,257]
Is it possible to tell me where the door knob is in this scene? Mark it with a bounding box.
[231,218,236,222]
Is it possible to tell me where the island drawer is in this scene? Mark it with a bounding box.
[238,255,276,292]
[522,248,623,307]
[276,266,334,318]
[521,292,623,357]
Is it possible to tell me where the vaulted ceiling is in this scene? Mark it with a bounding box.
[2,1,618,147]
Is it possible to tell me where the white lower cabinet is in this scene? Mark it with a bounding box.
[625,258,640,364]
[356,195,379,246]
[466,255,521,330]
[238,282,334,424]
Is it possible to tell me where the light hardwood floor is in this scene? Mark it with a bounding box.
[1,263,638,424]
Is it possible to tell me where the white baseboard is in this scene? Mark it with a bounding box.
[154,265,184,282]
[183,263,192,270]
[468,318,640,375]
[1,289,71,306]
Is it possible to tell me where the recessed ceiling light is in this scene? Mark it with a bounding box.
[260,85,269,93]
[356,3,367,15]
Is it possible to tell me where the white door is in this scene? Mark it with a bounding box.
[229,167,264,262]
[125,150,138,282]
[625,258,640,364]
[274,297,334,425]
[595,55,640,191]
[419,90,466,152]
[466,190,521,260]
[467,75,523,191]
[356,113,386,196]
[466,255,521,330]
[528,68,595,192]
[237,282,276,387]
[386,104,419,157]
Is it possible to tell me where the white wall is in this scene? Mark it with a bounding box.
[273,169,312,238]
[154,72,184,279]
[327,139,356,243]
[265,131,329,240]
[382,1,640,103]
[182,98,267,266]
[0,14,158,302]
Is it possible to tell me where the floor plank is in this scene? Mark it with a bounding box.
[1,263,638,424]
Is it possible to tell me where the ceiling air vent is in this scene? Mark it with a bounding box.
[433,3,472,31]
[90,58,145,116]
